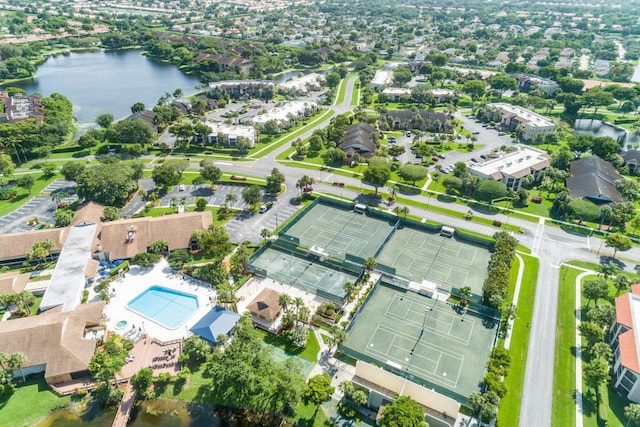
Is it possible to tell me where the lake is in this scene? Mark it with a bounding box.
[34,399,283,427]
[3,50,201,131]
[572,118,640,148]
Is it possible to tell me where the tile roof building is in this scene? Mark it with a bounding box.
[566,155,624,204]
[484,103,555,140]
[0,301,105,386]
[611,285,640,403]
[339,122,378,159]
[468,145,549,189]
[247,288,281,327]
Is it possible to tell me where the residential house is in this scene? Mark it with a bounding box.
[0,301,105,386]
[339,123,378,159]
[278,73,325,95]
[512,74,558,95]
[247,288,282,330]
[249,101,317,128]
[484,103,555,140]
[199,121,256,148]
[0,92,44,124]
[622,150,640,173]
[566,155,624,204]
[467,145,550,189]
[190,306,241,344]
[194,54,252,73]
[371,70,394,91]
[208,80,274,99]
[380,111,451,133]
[381,87,412,101]
[610,285,640,403]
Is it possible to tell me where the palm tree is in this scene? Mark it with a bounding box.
[596,262,621,282]
[327,324,347,350]
[224,193,238,207]
[278,293,292,312]
[615,274,631,297]
[364,257,376,271]
[260,228,273,241]
[393,206,409,217]
[293,297,305,320]
[624,403,640,427]
[8,352,26,383]
[459,286,472,307]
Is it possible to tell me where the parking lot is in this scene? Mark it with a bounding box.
[226,196,303,244]
[156,183,247,209]
[0,180,76,234]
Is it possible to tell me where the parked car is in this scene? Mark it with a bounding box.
[498,132,506,136]
[406,131,412,137]
[470,158,478,163]
[259,202,274,214]
[431,156,439,162]
[472,131,480,135]
[456,135,462,140]
[437,154,445,159]
[178,185,185,191]
[480,154,487,159]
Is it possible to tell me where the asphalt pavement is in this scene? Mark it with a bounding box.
[0,180,76,234]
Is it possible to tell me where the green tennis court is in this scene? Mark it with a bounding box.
[341,283,498,402]
[249,247,357,301]
[376,227,491,294]
[283,203,395,259]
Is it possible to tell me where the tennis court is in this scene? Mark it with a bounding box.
[284,203,395,259]
[249,247,357,301]
[341,283,498,402]
[376,227,491,294]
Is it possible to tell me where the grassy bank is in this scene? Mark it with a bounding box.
[497,254,539,426]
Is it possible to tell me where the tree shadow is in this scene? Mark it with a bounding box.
[436,194,456,203]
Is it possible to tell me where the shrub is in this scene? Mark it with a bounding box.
[0,188,18,200]
[531,194,542,204]
[130,252,159,267]
[492,220,503,227]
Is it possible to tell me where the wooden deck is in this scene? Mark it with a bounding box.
[112,383,136,427]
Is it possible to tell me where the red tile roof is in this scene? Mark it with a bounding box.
[616,294,633,328]
[620,330,640,374]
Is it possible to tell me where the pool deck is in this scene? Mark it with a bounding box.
[103,260,217,342]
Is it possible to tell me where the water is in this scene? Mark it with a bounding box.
[3,50,201,131]
[572,118,640,148]
[128,286,199,329]
[35,399,279,427]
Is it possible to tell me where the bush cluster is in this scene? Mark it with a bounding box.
[482,231,518,309]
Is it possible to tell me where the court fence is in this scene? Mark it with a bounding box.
[339,341,468,404]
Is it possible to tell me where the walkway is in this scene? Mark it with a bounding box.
[112,383,136,427]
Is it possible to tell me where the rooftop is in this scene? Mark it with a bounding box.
[468,145,549,179]
[488,102,554,128]
[203,121,256,143]
[40,222,98,312]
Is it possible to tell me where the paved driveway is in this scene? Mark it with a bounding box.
[0,180,76,234]
[156,183,246,209]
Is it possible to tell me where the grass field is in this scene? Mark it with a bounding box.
[551,265,588,427]
[497,254,539,427]
[0,378,71,427]
[0,173,61,217]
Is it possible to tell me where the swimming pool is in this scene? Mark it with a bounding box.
[127,286,199,329]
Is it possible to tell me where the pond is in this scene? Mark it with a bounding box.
[2,50,201,131]
[572,118,640,148]
[34,399,282,427]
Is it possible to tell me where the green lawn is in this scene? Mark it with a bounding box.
[552,265,590,427]
[0,173,61,217]
[334,77,349,105]
[350,78,360,106]
[252,327,321,363]
[0,378,71,427]
[144,206,235,226]
[248,109,335,159]
[497,254,539,427]
[287,400,329,427]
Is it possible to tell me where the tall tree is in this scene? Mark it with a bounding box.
[605,233,633,258]
[379,396,427,427]
[363,163,391,195]
[301,373,335,417]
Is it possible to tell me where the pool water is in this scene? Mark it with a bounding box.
[128,286,199,329]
